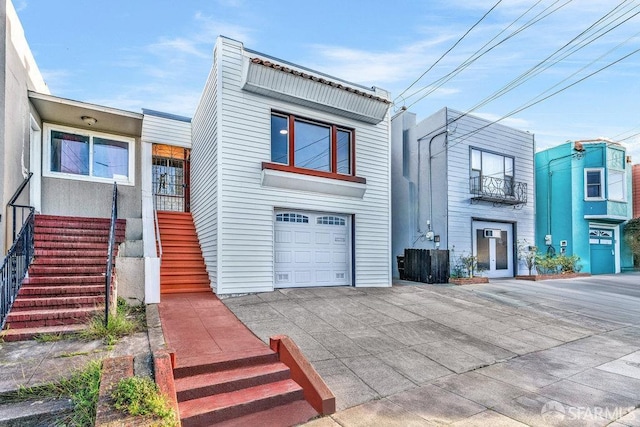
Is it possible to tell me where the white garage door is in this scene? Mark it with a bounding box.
[274,211,351,288]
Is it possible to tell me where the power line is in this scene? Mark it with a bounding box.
[402,0,572,109]
[432,44,640,157]
[393,0,503,104]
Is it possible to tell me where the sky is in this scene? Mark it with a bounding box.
[14,0,640,159]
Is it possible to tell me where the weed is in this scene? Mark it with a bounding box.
[77,298,145,345]
[0,359,102,426]
[34,333,66,343]
[111,376,177,426]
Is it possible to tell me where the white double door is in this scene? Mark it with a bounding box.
[472,221,513,278]
[274,211,351,288]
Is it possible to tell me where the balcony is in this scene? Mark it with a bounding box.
[469,176,527,205]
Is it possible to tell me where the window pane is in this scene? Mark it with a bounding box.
[482,151,503,178]
[586,170,601,198]
[608,170,624,200]
[271,114,289,164]
[51,131,89,175]
[471,149,481,170]
[337,130,351,175]
[505,157,514,177]
[495,231,508,270]
[476,230,490,271]
[294,120,330,172]
[93,137,129,179]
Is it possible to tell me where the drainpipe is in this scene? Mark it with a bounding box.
[417,128,448,240]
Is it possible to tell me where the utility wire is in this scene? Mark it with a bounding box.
[393,0,503,104]
[402,0,571,108]
[431,45,640,157]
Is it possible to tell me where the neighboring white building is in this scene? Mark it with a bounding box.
[391,107,536,278]
[191,37,393,294]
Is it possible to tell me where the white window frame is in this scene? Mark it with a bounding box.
[584,168,604,201]
[607,169,625,202]
[43,123,135,186]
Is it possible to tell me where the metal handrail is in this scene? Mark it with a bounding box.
[0,209,35,329]
[469,176,527,205]
[8,173,34,241]
[153,200,163,261]
[105,182,118,327]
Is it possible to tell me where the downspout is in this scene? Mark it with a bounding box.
[417,128,448,238]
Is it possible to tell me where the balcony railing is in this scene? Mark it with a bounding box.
[469,176,527,205]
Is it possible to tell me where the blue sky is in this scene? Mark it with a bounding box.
[15,0,640,158]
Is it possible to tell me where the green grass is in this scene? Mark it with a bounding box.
[77,298,146,346]
[0,359,102,426]
[111,376,177,426]
[34,333,66,343]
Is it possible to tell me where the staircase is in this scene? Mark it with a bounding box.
[156,211,211,294]
[174,348,318,426]
[1,215,125,341]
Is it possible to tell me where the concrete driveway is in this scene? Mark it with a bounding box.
[223,273,640,426]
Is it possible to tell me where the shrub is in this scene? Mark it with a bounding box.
[517,239,538,275]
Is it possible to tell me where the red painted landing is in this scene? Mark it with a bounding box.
[158,293,318,426]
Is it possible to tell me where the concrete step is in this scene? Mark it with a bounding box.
[5,307,99,329]
[160,276,210,286]
[0,324,86,341]
[0,398,73,424]
[160,261,206,269]
[35,234,116,243]
[34,249,116,258]
[18,285,104,297]
[160,286,211,294]
[175,362,291,402]
[173,348,279,379]
[10,295,105,311]
[34,226,124,237]
[179,379,304,426]
[35,241,111,250]
[29,265,107,276]
[33,257,110,266]
[23,276,105,286]
[213,400,319,427]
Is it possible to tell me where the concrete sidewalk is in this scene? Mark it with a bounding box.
[223,275,640,426]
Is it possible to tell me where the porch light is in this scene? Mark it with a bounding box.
[81,116,97,126]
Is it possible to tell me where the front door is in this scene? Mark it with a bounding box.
[152,144,190,212]
[472,221,513,278]
[589,226,616,274]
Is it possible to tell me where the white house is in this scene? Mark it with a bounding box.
[190,37,393,294]
[391,107,536,279]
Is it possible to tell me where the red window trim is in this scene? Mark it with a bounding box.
[262,162,366,184]
[272,111,357,179]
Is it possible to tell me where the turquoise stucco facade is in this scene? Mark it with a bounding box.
[535,141,633,274]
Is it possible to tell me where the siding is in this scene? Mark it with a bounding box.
[445,110,536,275]
[192,37,391,294]
[141,114,191,148]
[191,49,220,292]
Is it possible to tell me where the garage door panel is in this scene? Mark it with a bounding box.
[275,230,292,243]
[275,211,350,288]
[275,251,292,263]
[295,231,311,244]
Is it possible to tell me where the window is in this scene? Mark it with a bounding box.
[470,148,514,195]
[608,169,625,201]
[317,216,346,226]
[45,124,134,185]
[275,213,309,223]
[584,168,604,200]
[270,112,354,177]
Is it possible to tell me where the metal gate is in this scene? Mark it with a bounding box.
[152,144,190,212]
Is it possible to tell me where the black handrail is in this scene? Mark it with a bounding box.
[8,173,34,241]
[0,209,35,329]
[105,182,118,328]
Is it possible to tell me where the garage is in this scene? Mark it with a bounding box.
[274,211,351,288]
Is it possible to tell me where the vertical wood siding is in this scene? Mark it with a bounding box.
[191,38,391,294]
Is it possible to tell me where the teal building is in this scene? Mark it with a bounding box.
[535,140,634,274]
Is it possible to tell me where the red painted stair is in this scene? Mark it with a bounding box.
[157,211,211,294]
[174,349,318,426]
[1,215,125,341]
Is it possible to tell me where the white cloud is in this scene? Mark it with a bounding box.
[472,111,531,131]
